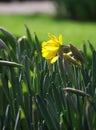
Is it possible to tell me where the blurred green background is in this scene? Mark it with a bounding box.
[0,14,96,51]
[0,0,96,50]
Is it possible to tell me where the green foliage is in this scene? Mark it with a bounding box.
[55,0,96,20]
[0,27,96,130]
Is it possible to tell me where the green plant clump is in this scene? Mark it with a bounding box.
[0,26,96,130]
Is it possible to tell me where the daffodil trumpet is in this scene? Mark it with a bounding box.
[42,33,63,64]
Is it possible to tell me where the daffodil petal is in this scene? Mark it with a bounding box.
[42,50,57,59]
[42,40,60,51]
[48,33,58,43]
[42,41,48,47]
[44,46,59,51]
[50,56,58,64]
[42,40,59,47]
[59,35,63,45]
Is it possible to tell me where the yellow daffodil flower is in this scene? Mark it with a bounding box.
[42,33,63,64]
[42,33,84,65]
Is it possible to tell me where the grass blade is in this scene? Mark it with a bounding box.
[14,109,20,130]
[36,95,55,130]
[0,39,9,50]
[2,105,10,130]
[0,60,23,67]
[0,27,16,41]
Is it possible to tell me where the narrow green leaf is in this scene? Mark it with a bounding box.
[0,39,9,50]
[36,95,55,130]
[86,100,93,130]
[14,109,20,130]
[1,71,11,103]
[92,51,96,89]
[88,41,95,53]
[2,105,10,130]
[51,83,63,113]
[66,99,73,130]
[63,58,75,85]
[34,32,41,55]
[43,74,50,95]
[46,94,60,130]
[0,79,4,116]
[20,107,29,130]
[64,92,78,114]
[0,60,23,67]
[0,27,16,41]
[57,55,67,86]
[15,77,24,108]
[24,56,32,94]
[63,87,89,97]
[25,25,33,49]
[83,43,87,58]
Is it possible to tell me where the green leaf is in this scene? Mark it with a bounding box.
[88,41,95,53]
[25,25,33,49]
[2,105,10,130]
[63,87,89,97]
[20,107,29,130]
[0,60,23,67]
[36,95,55,130]
[0,79,4,116]
[34,32,41,55]
[63,59,75,85]
[92,51,96,91]
[14,109,20,130]
[0,39,9,50]
[46,94,60,130]
[0,27,16,41]
[57,55,67,86]
[24,55,32,94]
[51,83,63,113]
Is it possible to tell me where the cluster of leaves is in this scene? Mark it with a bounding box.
[0,26,96,130]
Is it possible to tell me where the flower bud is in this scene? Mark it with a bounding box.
[63,53,81,65]
[70,44,84,64]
